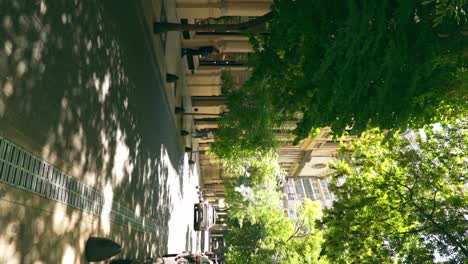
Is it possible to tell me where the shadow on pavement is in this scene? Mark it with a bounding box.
[0,0,187,262]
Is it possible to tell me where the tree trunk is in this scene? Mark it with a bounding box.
[154,12,273,33]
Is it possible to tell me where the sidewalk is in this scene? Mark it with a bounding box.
[0,0,205,262]
[137,0,206,254]
[138,0,197,155]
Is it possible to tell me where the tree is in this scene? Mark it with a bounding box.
[224,184,292,264]
[249,0,468,138]
[221,150,327,264]
[216,0,468,141]
[283,199,328,264]
[153,12,273,33]
[210,71,285,175]
[225,184,327,264]
[321,118,468,263]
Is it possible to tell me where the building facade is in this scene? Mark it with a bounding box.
[175,1,272,204]
[281,127,354,216]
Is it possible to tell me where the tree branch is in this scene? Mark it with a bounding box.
[428,189,438,217]
[285,219,305,243]
[390,225,435,236]
[390,183,467,256]
[410,196,468,257]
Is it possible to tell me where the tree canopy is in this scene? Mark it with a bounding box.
[322,118,468,263]
[210,70,284,172]
[210,0,467,161]
[222,152,327,264]
[225,187,327,264]
[249,0,467,139]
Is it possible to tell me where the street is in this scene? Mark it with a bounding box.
[0,0,204,263]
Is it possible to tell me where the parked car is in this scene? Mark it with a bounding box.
[157,252,213,264]
[110,252,215,264]
[194,202,216,231]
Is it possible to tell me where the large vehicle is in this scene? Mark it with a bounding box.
[194,202,216,231]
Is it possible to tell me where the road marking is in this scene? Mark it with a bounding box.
[0,135,156,233]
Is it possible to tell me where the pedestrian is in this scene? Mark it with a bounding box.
[181,46,219,57]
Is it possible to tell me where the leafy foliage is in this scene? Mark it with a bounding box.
[248,0,467,139]
[212,0,467,165]
[220,70,236,95]
[423,0,468,27]
[221,151,327,263]
[411,65,468,127]
[225,188,327,263]
[210,72,285,174]
[322,118,468,263]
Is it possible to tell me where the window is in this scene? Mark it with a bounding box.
[294,180,305,198]
[320,179,331,200]
[311,179,322,200]
[302,179,316,200]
